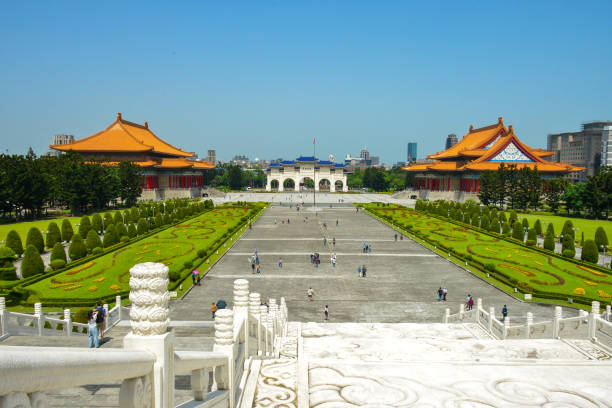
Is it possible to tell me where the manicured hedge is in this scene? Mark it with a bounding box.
[26,227,44,254]
[6,230,23,256]
[21,245,44,278]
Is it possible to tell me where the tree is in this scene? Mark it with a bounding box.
[584,166,611,219]
[118,161,142,207]
[502,222,511,236]
[68,233,87,261]
[534,219,542,235]
[127,223,137,238]
[512,221,524,241]
[228,165,243,190]
[114,211,123,225]
[46,222,61,249]
[61,219,74,242]
[136,218,148,235]
[25,227,44,254]
[0,247,17,280]
[562,233,575,257]
[488,216,499,233]
[515,166,542,210]
[103,212,114,229]
[5,230,24,256]
[546,222,555,237]
[595,227,608,253]
[115,223,128,240]
[544,228,555,251]
[581,239,599,264]
[563,183,587,215]
[480,215,490,230]
[78,216,92,238]
[509,211,518,226]
[478,171,496,205]
[91,213,103,233]
[544,178,567,213]
[522,218,529,230]
[527,228,537,245]
[561,220,574,241]
[50,242,67,263]
[21,244,44,278]
[103,225,117,248]
[85,230,102,253]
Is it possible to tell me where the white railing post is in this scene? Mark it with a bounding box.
[34,303,44,336]
[233,279,249,353]
[0,297,6,337]
[260,305,268,356]
[589,301,600,341]
[475,298,482,323]
[116,296,122,321]
[459,304,465,320]
[488,307,495,334]
[213,308,234,408]
[249,292,261,355]
[121,262,172,408]
[606,305,611,321]
[526,312,533,339]
[63,309,72,337]
[280,297,287,335]
[552,306,562,339]
[267,309,276,356]
[269,298,278,335]
[444,308,450,323]
[503,317,510,339]
[103,303,109,333]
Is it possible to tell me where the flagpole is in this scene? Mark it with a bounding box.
[313,138,316,214]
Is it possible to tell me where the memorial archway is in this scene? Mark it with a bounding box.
[335,180,344,192]
[318,179,331,191]
[299,177,315,191]
[283,178,295,189]
[270,179,279,190]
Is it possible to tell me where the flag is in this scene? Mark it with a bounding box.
[313,138,316,145]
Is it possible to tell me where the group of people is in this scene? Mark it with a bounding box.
[362,242,373,253]
[191,269,202,286]
[394,233,403,241]
[306,288,329,321]
[87,302,106,348]
[357,264,367,277]
[250,248,261,274]
[437,287,448,301]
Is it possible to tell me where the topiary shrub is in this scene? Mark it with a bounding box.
[562,232,575,253]
[155,213,163,227]
[562,249,575,259]
[78,216,92,238]
[91,213,103,233]
[544,229,555,251]
[562,220,574,241]
[85,230,102,253]
[114,211,124,225]
[184,261,193,269]
[512,222,524,242]
[197,249,206,258]
[480,215,490,231]
[103,212,114,229]
[527,228,537,242]
[21,244,44,278]
[0,247,17,280]
[26,227,44,254]
[522,218,529,230]
[127,223,137,238]
[46,222,61,249]
[526,240,536,246]
[484,263,496,273]
[5,230,23,256]
[169,270,181,282]
[103,225,117,248]
[50,242,67,263]
[580,231,584,246]
[50,259,66,270]
[73,308,89,324]
[502,222,511,236]
[534,219,542,235]
[545,222,555,237]
[92,247,103,255]
[61,219,74,242]
[595,227,608,253]
[120,235,129,243]
[509,211,518,226]
[115,223,128,239]
[581,239,599,264]
[136,218,148,235]
[68,233,87,261]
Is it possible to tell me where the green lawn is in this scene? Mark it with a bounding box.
[0,216,80,245]
[25,205,259,301]
[364,204,612,304]
[518,213,612,244]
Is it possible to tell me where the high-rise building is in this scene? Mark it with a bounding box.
[370,156,380,166]
[48,134,75,156]
[445,134,458,150]
[206,149,216,164]
[360,147,370,161]
[547,121,612,182]
[407,142,417,163]
[600,124,612,167]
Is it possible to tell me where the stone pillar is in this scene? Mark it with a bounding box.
[280,297,287,335]
[34,303,44,336]
[249,293,261,355]
[444,308,450,323]
[552,306,562,339]
[588,301,600,341]
[475,298,482,323]
[606,305,611,322]
[233,279,249,314]
[488,307,495,334]
[269,298,278,334]
[122,262,171,408]
[0,297,6,336]
[213,308,235,408]
[267,308,276,356]
[63,309,72,337]
[116,296,122,321]
[103,303,109,332]
[459,304,464,320]
[260,305,269,356]
[526,312,533,339]
[503,317,510,339]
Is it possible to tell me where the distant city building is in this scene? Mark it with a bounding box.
[48,134,75,156]
[370,156,380,166]
[547,121,612,182]
[206,150,216,164]
[231,155,250,167]
[360,147,370,162]
[445,134,458,150]
[407,142,417,163]
[602,124,612,167]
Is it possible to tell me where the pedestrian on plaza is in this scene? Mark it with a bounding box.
[358,265,362,277]
[211,303,217,319]
[307,287,314,301]
[254,248,258,255]
[502,305,508,321]
[438,287,443,301]
[442,287,447,301]
[88,310,99,348]
[323,237,327,247]
[467,295,474,311]
[256,264,261,274]
[310,254,314,264]
[287,218,290,224]
[96,301,106,343]
[324,305,329,321]
[196,273,202,286]
[274,219,277,224]
[278,257,283,268]
[363,242,367,253]
[362,264,367,277]
[395,233,398,242]
[336,220,339,226]
[332,237,336,247]
[249,223,252,230]
[400,235,403,241]
[251,259,256,274]
[368,244,372,253]
[192,270,197,285]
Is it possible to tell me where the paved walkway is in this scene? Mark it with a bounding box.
[174,205,579,323]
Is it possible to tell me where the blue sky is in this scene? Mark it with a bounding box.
[1,1,611,164]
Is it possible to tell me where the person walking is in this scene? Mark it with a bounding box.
[502,305,508,321]
[256,264,261,274]
[332,237,336,247]
[368,243,372,253]
[362,264,367,277]
[438,287,443,302]
[307,287,314,301]
[442,287,448,301]
[211,303,217,319]
[278,257,283,268]
[395,233,398,242]
[336,219,339,226]
[251,259,256,274]
[324,305,329,322]
[358,265,362,277]
[192,270,197,285]
[96,301,106,343]
[88,310,100,348]
[467,295,474,311]
[363,242,367,253]
[323,237,327,247]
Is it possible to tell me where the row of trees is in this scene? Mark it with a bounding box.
[478,164,611,218]
[0,150,143,218]
[208,164,267,190]
[348,167,410,191]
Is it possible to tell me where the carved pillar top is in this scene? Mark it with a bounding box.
[476,298,482,309]
[34,303,42,316]
[554,306,562,319]
[249,293,261,316]
[128,262,170,336]
[63,309,71,321]
[215,309,234,346]
[0,297,5,311]
[526,312,533,325]
[233,279,249,310]
[592,301,600,315]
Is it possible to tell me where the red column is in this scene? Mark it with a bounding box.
[476,179,480,193]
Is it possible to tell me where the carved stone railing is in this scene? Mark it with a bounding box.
[0,262,289,408]
[444,298,609,343]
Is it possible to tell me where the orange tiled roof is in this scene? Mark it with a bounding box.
[428,117,507,160]
[50,113,195,157]
[155,158,215,169]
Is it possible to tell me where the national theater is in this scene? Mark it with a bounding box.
[50,113,215,200]
[404,117,583,201]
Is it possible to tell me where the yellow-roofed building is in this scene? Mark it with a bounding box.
[50,113,215,200]
[403,117,583,201]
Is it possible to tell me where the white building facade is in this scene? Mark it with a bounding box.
[265,156,348,192]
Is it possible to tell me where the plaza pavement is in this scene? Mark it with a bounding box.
[173,204,580,323]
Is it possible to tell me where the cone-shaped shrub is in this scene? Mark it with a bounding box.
[581,232,584,246]
[85,230,102,253]
[562,220,574,240]
[0,247,17,280]
[534,219,542,235]
[544,229,555,251]
[471,214,479,227]
[136,218,148,235]
[46,222,61,249]
[527,228,537,242]
[50,242,67,263]
[5,230,23,256]
[103,212,114,229]
[91,213,103,233]
[546,223,555,237]
[155,213,163,227]
[114,211,123,225]
[68,233,87,261]
[61,219,73,242]
[502,222,511,236]
[522,218,529,229]
[130,208,140,223]
[127,223,137,238]
[509,211,518,226]
[480,215,490,231]
[26,227,44,254]
[562,233,575,254]
[512,222,524,242]
[581,239,599,264]
[78,216,91,238]
[163,214,172,225]
[115,223,128,240]
[499,212,507,223]
[488,216,499,233]
[21,244,44,278]
[103,225,117,248]
[595,227,608,252]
